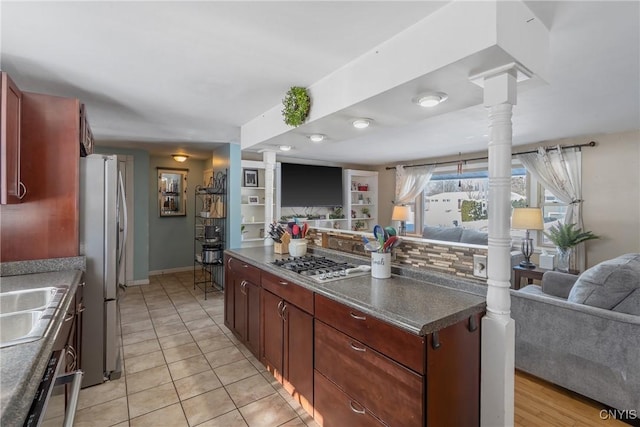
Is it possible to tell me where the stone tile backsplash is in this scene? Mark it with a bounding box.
[306,229,486,280]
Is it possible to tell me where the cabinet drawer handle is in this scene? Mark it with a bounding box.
[18,182,27,200]
[432,331,441,350]
[349,401,366,415]
[468,315,478,332]
[278,280,288,286]
[64,312,75,322]
[349,342,366,352]
[242,264,249,268]
[349,312,366,321]
[77,303,86,313]
[277,300,284,319]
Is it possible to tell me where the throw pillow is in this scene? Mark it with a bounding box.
[567,253,640,315]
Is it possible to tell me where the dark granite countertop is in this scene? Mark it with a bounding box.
[0,268,83,427]
[225,246,486,336]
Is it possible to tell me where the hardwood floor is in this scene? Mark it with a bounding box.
[515,370,630,426]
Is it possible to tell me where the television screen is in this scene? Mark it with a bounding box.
[281,163,343,207]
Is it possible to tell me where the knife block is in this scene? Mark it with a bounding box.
[274,232,291,254]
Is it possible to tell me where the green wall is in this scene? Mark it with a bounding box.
[95,146,149,281]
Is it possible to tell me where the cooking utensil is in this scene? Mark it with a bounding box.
[301,223,308,238]
[383,236,398,252]
[384,226,397,237]
[364,240,381,252]
[292,224,301,239]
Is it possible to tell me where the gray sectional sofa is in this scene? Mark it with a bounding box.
[421,226,488,245]
[511,253,640,412]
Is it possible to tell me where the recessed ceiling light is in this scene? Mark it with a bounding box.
[413,92,448,108]
[308,134,325,143]
[172,154,189,162]
[279,145,292,151]
[352,119,371,129]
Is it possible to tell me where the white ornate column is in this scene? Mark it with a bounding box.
[263,150,276,246]
[480,68,518,427]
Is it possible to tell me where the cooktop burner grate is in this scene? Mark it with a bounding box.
[272,255,370,282]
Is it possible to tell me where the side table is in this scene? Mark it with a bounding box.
[512,266,579,290]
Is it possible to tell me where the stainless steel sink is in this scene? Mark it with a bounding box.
[0,287,58,314]
[0,287,66,348]
[0,311,45,344]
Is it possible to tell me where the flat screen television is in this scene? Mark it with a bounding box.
[281,163,343,207]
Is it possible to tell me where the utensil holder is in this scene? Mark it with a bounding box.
[289,239,308,257]
[371,252,391,279]
[274,233,291,254]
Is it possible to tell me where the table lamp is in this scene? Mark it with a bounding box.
[511,208,544,268]
[392,205,411,236]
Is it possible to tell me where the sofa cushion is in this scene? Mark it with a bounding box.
[567,253,640,315]
[422,226,463,242]
[460,229,488,245]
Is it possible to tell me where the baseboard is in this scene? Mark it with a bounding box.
[126,278,150,286]
[149,266,194,276]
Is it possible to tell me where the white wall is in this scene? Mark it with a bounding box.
[376,130,640,268]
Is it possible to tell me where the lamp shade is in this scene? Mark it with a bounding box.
[392,205,411,221]
[512,208,544,230]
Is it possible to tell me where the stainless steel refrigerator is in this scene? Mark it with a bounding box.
[80,154,128,387]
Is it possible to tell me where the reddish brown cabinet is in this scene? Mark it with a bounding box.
[0,91,81,262]
[260,273,314,414]
[224,255,261,358]
[1,72,24,204]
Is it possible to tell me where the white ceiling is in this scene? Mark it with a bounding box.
[1,1,638,165]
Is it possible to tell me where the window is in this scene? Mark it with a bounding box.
[420,165,527,234]
[539,187,568,246]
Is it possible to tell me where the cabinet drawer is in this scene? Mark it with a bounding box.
[315,320,423,427]
[227,256,260,284]
[261,271,313,315]
[315,293,424,373]
[314,370,385,427]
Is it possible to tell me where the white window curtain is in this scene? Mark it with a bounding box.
[516,147,585,270]
[395,164,436,204]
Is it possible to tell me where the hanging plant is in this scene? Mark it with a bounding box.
[281,86,311,127]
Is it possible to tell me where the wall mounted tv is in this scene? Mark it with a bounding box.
[281,163,343,207]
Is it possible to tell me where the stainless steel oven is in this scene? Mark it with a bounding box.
[23,349,83,427]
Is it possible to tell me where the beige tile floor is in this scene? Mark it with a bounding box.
[74,271,320,427]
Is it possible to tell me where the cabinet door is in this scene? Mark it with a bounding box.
[233,278,247,341]
[261,289,284,379]
[283,302,313,412]
[1,72,23,204]
[246,280,261,358]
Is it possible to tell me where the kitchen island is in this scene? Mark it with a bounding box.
[224,246,486,426]
[0,257,84,427]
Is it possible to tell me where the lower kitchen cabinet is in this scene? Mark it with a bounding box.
[260,274,314,414]
[224,255,261,358]
[314,370,386,427]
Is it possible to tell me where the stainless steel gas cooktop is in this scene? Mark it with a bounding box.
[271,255,371,283]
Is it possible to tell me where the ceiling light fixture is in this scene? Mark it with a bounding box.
[279,145,292,151]
[413,92,448,108]
[308,134,325,143]
[172,154,189,162]
[352,119,371,129]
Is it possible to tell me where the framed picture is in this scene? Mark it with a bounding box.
[243,169,259,187]
[248,196,260,204]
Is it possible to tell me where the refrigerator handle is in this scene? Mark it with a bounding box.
[117,170,128,282]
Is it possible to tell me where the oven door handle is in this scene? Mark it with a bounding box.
[55,370,84,427]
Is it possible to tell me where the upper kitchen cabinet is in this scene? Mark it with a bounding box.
[1,72,25,204]
[343,169,378,232]
[1,92,81,262]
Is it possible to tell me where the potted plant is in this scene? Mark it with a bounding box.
[544,223,599,272]
[241,225,248,240]
[361,207,370,218]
